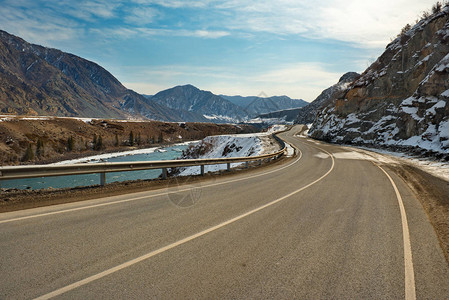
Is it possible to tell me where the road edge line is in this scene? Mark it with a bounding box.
[375,164,416,300]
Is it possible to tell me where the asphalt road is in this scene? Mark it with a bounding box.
[1,126,448,299]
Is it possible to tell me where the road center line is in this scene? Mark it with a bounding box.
[0,137,302,224]
[34,145,334,299]
[375,164,416,300]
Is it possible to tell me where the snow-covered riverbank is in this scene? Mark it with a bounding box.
[52,124,292,178]
[52,141,197,165]
[175,125,290,176]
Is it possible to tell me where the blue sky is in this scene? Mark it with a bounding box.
[0,0,438,101]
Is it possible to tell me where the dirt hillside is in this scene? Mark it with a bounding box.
[0,116,257,166]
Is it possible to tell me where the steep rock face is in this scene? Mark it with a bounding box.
[0,30,177,121]
[151,85,247,123]
[310,8,449,155]
[295,72,359,124]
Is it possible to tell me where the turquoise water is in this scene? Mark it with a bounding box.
[1,145,188,190]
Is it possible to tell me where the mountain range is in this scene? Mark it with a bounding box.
[221,94,308,117]
[0,30,181,121]
[0,29,306,123]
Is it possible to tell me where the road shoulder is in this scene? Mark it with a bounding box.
[389,163,449,265]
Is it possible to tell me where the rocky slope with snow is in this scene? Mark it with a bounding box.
[295,72,359,125]
[172,127,285,176]
[310,8,449,157]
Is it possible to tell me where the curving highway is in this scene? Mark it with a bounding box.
[1,125,448,299]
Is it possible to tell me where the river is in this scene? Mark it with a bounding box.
[1,144,190,190]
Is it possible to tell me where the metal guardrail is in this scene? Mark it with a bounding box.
[0,133,287,187]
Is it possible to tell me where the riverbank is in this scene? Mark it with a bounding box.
[173,125,289,176]
[0,115,258,166]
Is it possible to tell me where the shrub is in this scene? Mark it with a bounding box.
[129,131,134,146]
[22,144,34,161]
[67,136,74,152]
[432,1,443,13]
[36,137,44,157]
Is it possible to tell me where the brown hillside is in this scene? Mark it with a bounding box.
[0,116,257,166]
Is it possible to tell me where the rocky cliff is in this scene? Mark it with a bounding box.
[295,72,359,125]
[310,8,449,156]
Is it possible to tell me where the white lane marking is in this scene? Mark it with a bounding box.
[376,164,416,300]
[314,152,330,159]
[0,137,303,224]
[34,146,334,299]
[333,151,375,161]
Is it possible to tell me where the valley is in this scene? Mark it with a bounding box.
[0,1,449,299]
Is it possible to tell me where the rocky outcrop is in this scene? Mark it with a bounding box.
[294,72,359,124]
[310,8,449,156]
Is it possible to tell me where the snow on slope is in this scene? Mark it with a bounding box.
[309,8,449,156]
[176,125,288,176]
[52,141,196,165]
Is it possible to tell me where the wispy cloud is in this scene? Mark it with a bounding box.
[130,0,211,8]
[137,28,230,39]
[124,6,158,25]
[2,0,436,47]
[49,0,121,22]
[92,27,230,39]
[212,0,437,47]
[0,2,81,44]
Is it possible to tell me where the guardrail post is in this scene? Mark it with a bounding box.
[100,172,106,186]
[259,159,262,166]
[200,165,205,176]
[227,162,231,172]
[245,161,249,169]
[161,168,167,179]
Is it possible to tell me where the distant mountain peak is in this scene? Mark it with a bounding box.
[177,84,197,89]
[150,85,246,123]
[257,91,268,98]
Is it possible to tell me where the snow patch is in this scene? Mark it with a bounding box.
[177,135,264,176]
[176,125,290,176]
[203,114,238,122]
[442,89,449,97]
[52,141,198,165]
